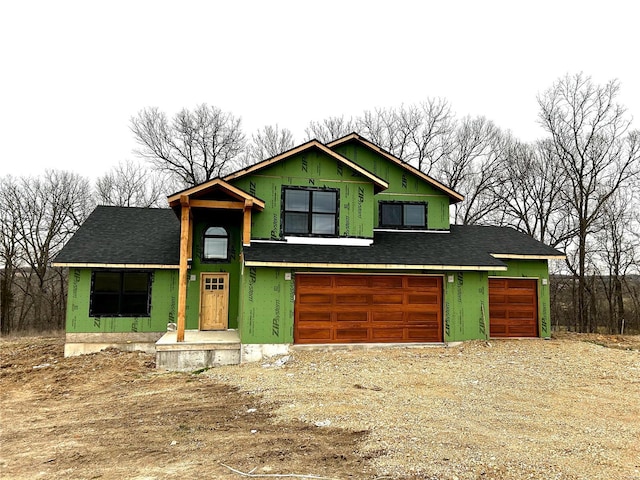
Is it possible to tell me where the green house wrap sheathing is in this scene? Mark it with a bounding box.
[230,149,375,239]
[184,215,242,329]
[66,268,178,333]
[332,142,451,230]
[443,271,490,341]
[488,259,552,338]
[239,266,296,344]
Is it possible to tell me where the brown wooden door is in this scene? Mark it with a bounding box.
[295,274,443,344]
[489,278,538,337]
[199,273,229,330]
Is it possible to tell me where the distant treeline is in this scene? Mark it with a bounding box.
[551,275,640,334]
[1,73,639,335]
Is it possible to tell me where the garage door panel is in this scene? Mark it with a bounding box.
[371,276,403,288]
[296,328,332,341]
[406,276,440,288]
[406,311,439,324]
[298,311,331,322]
[335,328,368,341]
[299,276,332,287]
[334,276,368,287]
[489,278,538,338]
[336,294,368,305]
[508,294,535,304]
[407,327,439,340]
[407,293,440,305]
[295,275,443,344]
[336,311,368,322]
[299,293,332,304]
[490,323,507,335]
[371,328,405,341]
[372,294,403,304]
[372,311,404,322]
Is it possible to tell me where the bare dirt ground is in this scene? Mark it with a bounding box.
[1,334,639,480]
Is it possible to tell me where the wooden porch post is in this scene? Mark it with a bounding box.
[177,195,191,342]
[243,199,253,246]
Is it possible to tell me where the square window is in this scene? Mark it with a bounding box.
[312,191,337,213]
[404,204,425,227]
[312,214,335,234]
[285,212,310,233]
[380,204,402,226]
[285,189,310,211]
[283,187,338,236]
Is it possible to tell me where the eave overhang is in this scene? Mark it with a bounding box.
[243,260,508,271]
[52,262,179,269]
[490,253,566,260]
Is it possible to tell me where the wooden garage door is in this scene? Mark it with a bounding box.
[295,274,443,344]
[489,278,538,337]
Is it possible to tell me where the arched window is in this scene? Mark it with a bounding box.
[203,226,228,261]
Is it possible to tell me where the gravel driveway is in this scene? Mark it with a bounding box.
[207,336,640,479]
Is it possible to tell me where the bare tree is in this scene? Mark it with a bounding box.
[0,176,22,334]
[436,116,505,224]
[95,159,168,208]
[304,116,355,143]
[593,189,639,333]
[404,99,455,174]
[494,139,568,245]
[245,124,295,165]
[356,107,406,157]
[131,104,246,187]
[538,73,640,332]
[11,171,93,330]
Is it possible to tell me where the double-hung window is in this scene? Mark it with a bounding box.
[283,187,338,236]
[379,202,427,229]
[90,271,151,317]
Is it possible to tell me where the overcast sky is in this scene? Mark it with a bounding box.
[1,0,638,180]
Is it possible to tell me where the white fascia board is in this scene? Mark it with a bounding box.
[243,261,507,271]
[283,236,374,246]
[373,228,450,234]
[52,262,180,269]
[490,253,566,260]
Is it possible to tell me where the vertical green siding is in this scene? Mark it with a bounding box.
[239,266,295,344]
[443,271,490,341]
[332,142,451,229]
[185,212,242,329]
[488,260,551,338]
[231,149,375,239]
[65,268,178,333]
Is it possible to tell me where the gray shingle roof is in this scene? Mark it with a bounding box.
[54,206,562,269]
[53,206,180,266]
[243,225,563,269]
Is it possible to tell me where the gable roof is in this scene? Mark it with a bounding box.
[243,225,563,270]
[223,139,389,192]
[52,206,180,268]
[167,178,265,210]
[327,132,464,204]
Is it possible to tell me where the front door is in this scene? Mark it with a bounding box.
[199,273,229,330]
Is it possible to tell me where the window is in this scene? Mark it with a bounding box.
[90,271,151,317]
[379,202,427,229]
[203,226,228,260]
[283,188,338,236]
